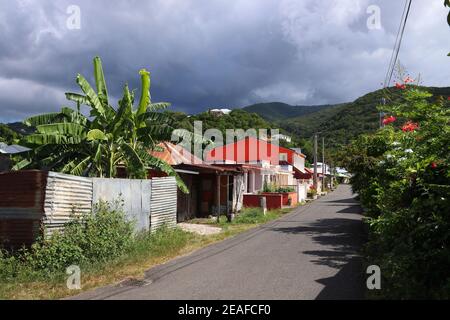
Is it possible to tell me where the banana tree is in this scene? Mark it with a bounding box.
[18,57,188,193]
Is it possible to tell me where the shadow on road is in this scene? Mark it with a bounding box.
[324,197,359,204]
[336,205,363,215]
[271,210,366,299]
[271,218,363,268]
[315,256,365,300]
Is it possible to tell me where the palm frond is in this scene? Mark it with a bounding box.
[65,92,89,105]
[136,69,151,120]
[24,133,84,145]
[24,112,63,127]
[12,159,31,170]
[137,148,188,193]
[87,129,107,141]
[93,56,109,107]
[148,102,171,112]
[76,74,107,120]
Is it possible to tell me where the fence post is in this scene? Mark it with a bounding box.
[260,196,267,215]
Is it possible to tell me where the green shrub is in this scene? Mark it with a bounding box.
[262,181,294,193]
[233,207,279,224]
[275,186,295,193]
[0,200,134,279]
[340,86,450,299]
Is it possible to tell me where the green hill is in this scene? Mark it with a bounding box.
[279,86,450,148]
[0,123,22,144]
[242,102,334,122]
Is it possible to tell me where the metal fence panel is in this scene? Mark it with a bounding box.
[92,178,152,232]
[43,172,93,234]
[150,177,177,231]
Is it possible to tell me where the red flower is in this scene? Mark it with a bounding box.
[402,121,419,132]
[430,162,437,169]
[447,96,450,101]
[382,115,396,125]
[395,82,406,90]
[403,77,414,83]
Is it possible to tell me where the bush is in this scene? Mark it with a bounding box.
[262,181,294,193]
[233,207,280,224]
[276,186,295,193]
[0,200,134,279]
[339,86,450,299]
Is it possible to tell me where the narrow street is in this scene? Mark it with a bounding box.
[74,184,366,300]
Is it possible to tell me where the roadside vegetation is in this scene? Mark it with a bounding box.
[338,81,450,299]
[0,204,293,299]
[190,207,292,227]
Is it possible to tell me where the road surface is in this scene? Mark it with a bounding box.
[73,184,366,300]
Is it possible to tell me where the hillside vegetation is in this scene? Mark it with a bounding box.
[276,86,450,149]
[242,102,334,122]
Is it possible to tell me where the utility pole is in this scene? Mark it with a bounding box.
[379,97,386,129]
[322,137,325,191]
[313,133,318,190]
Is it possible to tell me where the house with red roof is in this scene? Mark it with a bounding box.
[205,136,310,202]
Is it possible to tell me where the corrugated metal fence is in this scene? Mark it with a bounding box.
[0,171,47,249]
[92,178,152,232]
[150,177,177,229]
[0,170,178,249]
[44,172,93,235]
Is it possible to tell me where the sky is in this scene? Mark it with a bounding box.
[0,0,449,122]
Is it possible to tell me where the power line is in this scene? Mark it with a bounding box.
[384,0,413,88]
[384,0,408,87]
[380,0,413,128]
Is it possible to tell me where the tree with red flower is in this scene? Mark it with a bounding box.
[382,115,396,125]
[401,121,419,132]
[395,82,406,90]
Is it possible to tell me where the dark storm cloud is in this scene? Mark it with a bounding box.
[0,0,449,122]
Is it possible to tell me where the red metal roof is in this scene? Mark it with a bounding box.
[205,136,306,164]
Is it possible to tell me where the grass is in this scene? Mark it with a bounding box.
[0,206,294,300]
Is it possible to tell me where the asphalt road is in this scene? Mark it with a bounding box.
[73,184,366,300]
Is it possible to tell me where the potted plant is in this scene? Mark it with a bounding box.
[307,185,318,199]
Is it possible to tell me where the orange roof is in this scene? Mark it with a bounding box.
[149,142,203,165]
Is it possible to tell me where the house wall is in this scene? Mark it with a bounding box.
[254,171,263,192]
[177,173,199,222]
[297,181,307,202]
[242,194,283,210]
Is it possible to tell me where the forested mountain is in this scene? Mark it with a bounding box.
[247,86,450,149]
[242,102,334,122]
[2,86,449,160]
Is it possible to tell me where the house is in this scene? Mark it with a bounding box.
[0,143,30,173]
[335,167,351,183]
[270,133,292,143]
[204,136,295,190]
[204,136,311,204]
[209,108,232,116]
[149,142,245,222]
